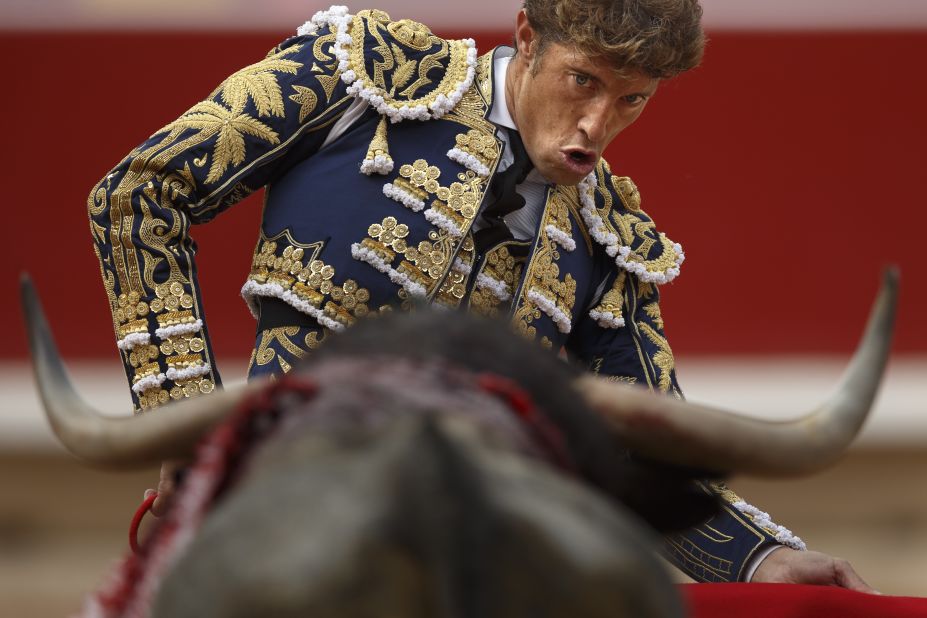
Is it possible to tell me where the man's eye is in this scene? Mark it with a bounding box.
[574,74,591,86]
[623,94,645,105]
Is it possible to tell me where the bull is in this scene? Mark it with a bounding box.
[20,269,897,618]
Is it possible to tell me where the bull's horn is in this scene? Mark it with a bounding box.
[21,274,252,467]
[579,268,898,476]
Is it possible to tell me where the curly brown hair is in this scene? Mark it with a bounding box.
[523,0,705,78]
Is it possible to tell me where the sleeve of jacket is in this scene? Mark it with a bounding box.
[88,24,352,412]
[566,165,802,582]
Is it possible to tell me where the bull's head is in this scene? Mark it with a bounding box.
[19,270,898,618]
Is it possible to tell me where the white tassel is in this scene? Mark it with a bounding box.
[155,319,203,341]
[117,332,150,351]
[527,288,572,334]
[360,155,394,175]
[475,273,511,302]
[165,363,212,382]
[447,147,490,177]
[351,243,427,298]
[732,500,807,551]
[588,309,625,329]
[383,182,425,212]
[578,173,684,284]
[544,224,576,252]
[424,208,463,237]
[451,257,472,275]
[132,373,166,394]
[240,280,346,332]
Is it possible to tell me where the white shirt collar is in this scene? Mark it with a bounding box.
[488,49,517,131]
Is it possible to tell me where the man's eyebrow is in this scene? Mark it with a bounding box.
[635,85,659,97]
[627,80,660,98]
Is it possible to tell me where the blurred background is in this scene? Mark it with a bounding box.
[2,0,926,614]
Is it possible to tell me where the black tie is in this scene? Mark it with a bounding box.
[472,130,534,255]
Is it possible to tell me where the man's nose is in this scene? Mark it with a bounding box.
[578,103,614,145]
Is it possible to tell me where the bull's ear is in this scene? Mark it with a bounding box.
[20,274,253,467]
[580,267,898,477]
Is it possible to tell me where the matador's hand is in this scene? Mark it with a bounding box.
[752,547,877,593]
[143,460,187,517]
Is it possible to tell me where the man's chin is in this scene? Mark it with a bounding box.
[537,155,598,186]
[540,167,587,186]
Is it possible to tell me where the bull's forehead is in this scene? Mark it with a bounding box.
[153,412,683,618]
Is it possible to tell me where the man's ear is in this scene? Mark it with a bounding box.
[513,9,538,60]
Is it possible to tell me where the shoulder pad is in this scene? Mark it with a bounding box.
[578,160,684,284]
[299,6,477,123]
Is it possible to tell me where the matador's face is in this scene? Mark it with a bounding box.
[506,11,659,185]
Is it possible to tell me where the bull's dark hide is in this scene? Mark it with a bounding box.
[139,311,715,618]
[299,309,721,531]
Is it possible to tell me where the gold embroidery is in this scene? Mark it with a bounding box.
[475,52,493,106]
[697,525,736,543]
[611,175,641,212]
[349,11,471,110]
[326,278,372,321]
[249,236,372,328]
[389,44,418,93]
[398,159,441,195]
[254,326,307,370]
[513,192,577,341]
[452,130,499,172]
[469,243,525,318]
[708,482,744,506]
[434,168,485,223]
[552,186,592,255]
[164,101,281,185]
[605,375,637,384]
[434,234,474,308]
[643,301,664,330]
[639,322,675,393]
[208,45,304,118]
[362,149,492,299]
[638,280,656,300]
[358,214,463,301]
[309,33,342,103]
[289,85,318,123]
[363,115,392,168]
[368,216,410,253]
[305,330,327,349]
[92,34,350,411]
[387,18,434,51]
[591,271,627,323]
[401,231,455,288]
[160,45,306,184]
[665,536,734,582]
[591,161,683,281]
[254,331,278,367]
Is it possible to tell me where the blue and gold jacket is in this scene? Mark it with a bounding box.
[88,6,797,584]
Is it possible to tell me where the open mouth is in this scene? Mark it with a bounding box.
[569,150,591,163]
[561,148,597,174]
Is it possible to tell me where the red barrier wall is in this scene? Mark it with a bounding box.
[3,30,925,359]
